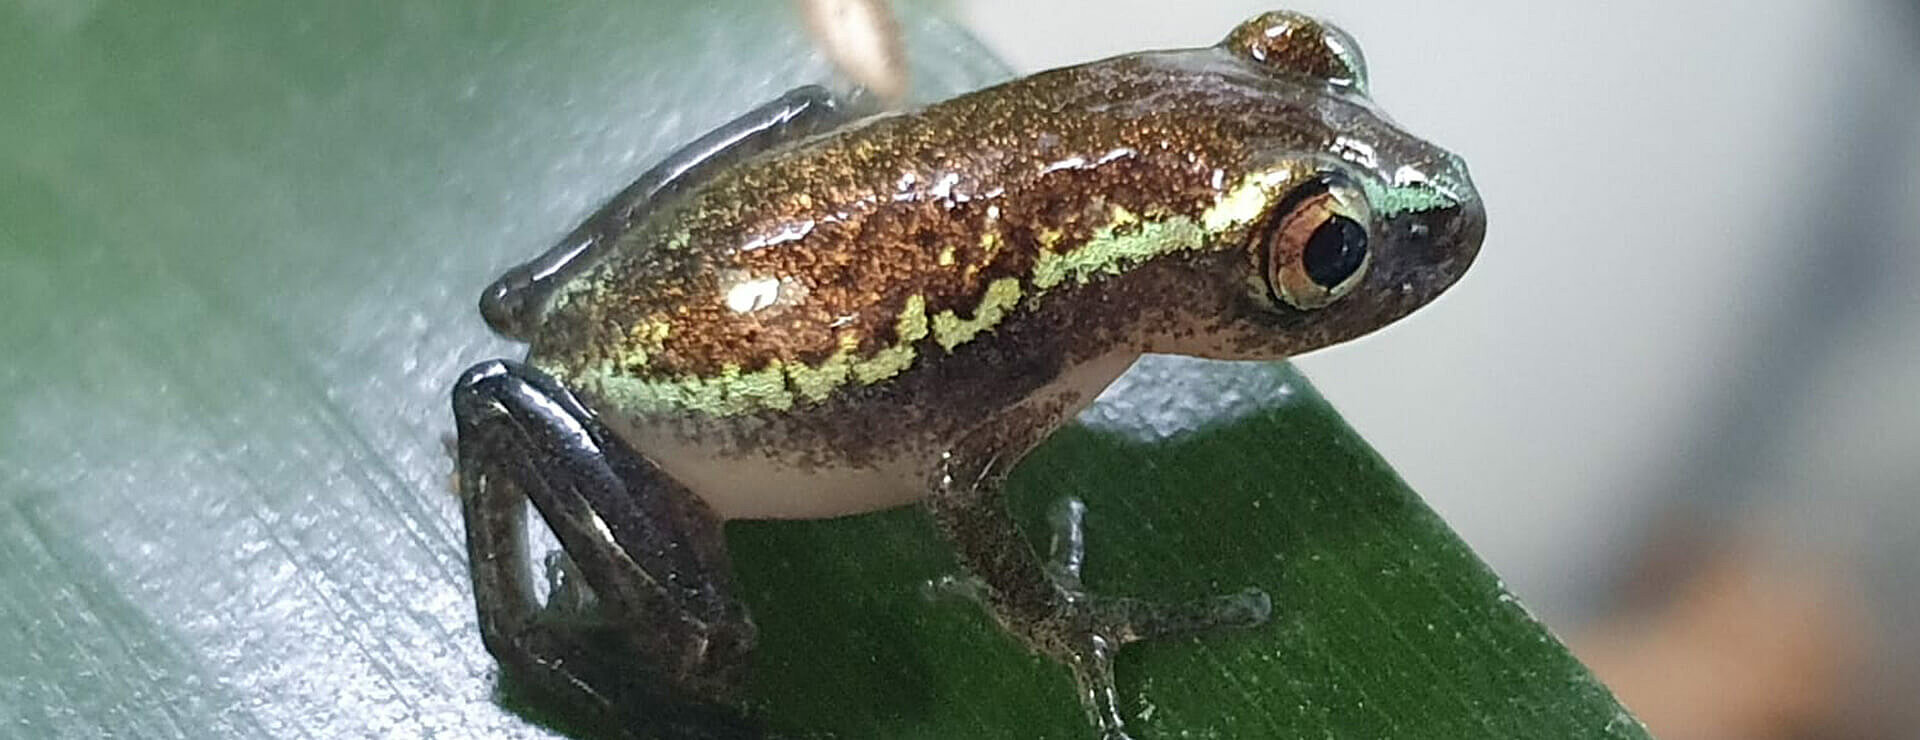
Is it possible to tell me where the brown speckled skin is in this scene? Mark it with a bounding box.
[528,18,1481,469]
[459,14,1485,736]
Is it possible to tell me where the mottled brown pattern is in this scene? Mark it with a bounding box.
[611,255,1226,470]
[460,15,1483,737]
[524,10,1481,470]
[532,43,1375,381]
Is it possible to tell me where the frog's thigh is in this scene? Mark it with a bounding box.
[481,85,866,341]
[451,360,756,726]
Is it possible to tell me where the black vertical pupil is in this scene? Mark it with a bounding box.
[1302,215,1368,288]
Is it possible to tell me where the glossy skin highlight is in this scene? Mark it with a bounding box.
[453,10,1483,739]
[524,16,1479,519]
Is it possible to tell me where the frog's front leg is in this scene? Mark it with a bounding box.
[930,398,1272,740]
[452,360,758,737]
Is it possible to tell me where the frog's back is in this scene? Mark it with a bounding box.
[530,47,1364,418]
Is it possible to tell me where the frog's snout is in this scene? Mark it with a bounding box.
[1403,152,1485,274]
[1401,190,1484,291]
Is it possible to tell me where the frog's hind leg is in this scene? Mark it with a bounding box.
[452,359,758,737]
[929,399,1272,740]
[480,85,869,340]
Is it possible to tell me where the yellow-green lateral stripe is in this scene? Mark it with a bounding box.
[1027,173,1289,293]
[931,278,1021,350]
[1036,209,1198,290]
[568,174,1307,417]
[1202,169,1292,233]
[569,290,947,416]
[1031,213,1206,290]
[574,359,800,418]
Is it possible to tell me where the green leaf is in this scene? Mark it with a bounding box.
[0,1,1645,738]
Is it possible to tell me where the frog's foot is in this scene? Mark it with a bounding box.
[452,360,759,738]
[945,495,1270,633]
[1040,588,1271,739]
[1027,504,1270,740]
[930,422,1271,740]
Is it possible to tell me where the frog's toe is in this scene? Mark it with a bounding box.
[1037,587,1270,739]
[1045,496,1089,588]
[1093,587,1272,644]
[1036,494,1270,644]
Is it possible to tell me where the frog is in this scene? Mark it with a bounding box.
[451,10,1484,739]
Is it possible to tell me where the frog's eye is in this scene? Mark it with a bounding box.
[1263,177,1372,310]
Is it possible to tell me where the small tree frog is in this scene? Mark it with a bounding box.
[452,10,1484,739]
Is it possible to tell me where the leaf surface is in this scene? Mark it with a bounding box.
[0,2,1644,738]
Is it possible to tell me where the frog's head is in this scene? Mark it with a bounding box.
[1155,11,1485,359]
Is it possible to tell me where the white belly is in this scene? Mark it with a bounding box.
[631,429,925,520]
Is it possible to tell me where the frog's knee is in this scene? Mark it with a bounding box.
[454,359,516,394]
